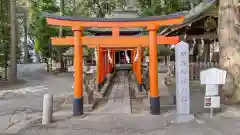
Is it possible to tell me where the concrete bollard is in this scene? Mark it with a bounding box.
[42,93,53,125]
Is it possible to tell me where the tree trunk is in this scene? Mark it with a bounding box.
[59,53,65,72]
[23,12,28,63]
[9,0,17,84]
[50,58,52,71]
[59,0,64,37]
[151,0,155,8]
[218,0,240,103]
[35,54,41,63]
[203,43,210,63]
[4,44,8,80]
[46,60,49,72]
[72,0,76,15]
[59,0,65,72]
[189,0,194,9]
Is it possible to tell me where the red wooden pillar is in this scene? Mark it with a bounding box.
[97,47,104,90]
[131,50,133,64]
[111,51,114,72]
[112,27,120,73]
[113,51,115,71]
[133,49,136,74]
[114,51,116,71]
[148,25,160,115]
[103,51,107,81]
[96,47,100,91]
[141,48,145,62]
[136,47,142,92]
[73,28,84,116]
[108,50,112,73]
[131,50,134,72]
[101,49,106,84]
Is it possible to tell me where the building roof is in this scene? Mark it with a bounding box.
[86,8,145,34]
[43,10,186,22]
[84,6,183,34]
[91,0,142,33]
[160,0,217,36]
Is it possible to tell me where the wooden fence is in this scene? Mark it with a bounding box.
[169,62,219,80]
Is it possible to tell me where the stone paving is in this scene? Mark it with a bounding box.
[17,70,240,135]
[7,66,240,135]
[96,71,131,114]
[19,111,240,135]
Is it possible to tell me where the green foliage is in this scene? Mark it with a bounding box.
[157,45,170,56]
[28,0,125,65]
[138,0,191,16]
[29,0,59,61]
[73,0,126,17]
[144,48,149,56]
[0,0,10,68]
[68,0,125,60]
[138,0,190,56]
[27,0,190,61]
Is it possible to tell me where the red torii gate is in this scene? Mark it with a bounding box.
[51,36,179,90]
[44,12,185,116]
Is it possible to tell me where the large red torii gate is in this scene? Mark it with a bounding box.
[43,12,185,116]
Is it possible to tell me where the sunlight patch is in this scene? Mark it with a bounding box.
[0,85,48,97]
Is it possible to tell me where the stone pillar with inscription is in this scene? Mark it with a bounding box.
[175,41,194,123]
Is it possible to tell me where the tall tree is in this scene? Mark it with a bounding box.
[138,0,191,16]
[29,0,59,71]
[9,0,17,83]
[58,0,66,72]
[218,0,240,103]
[0,0,10,80]
[60,0,64,36]
[73,0,126,17]
[23,11,29,63]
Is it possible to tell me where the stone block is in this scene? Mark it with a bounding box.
[83,91,94,104]
[84,104,94,112]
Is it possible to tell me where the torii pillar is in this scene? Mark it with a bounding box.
[136,46,142,92]
[148,25,160,115]
[73,27,84,116]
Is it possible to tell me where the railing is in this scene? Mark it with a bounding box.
[169,62,219,80]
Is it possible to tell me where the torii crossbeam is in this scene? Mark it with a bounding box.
[51,36,180,47]
[43,11,186,116]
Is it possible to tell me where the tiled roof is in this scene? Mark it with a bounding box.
[160,0,216,35]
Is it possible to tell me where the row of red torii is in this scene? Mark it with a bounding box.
[43,11,186,116]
